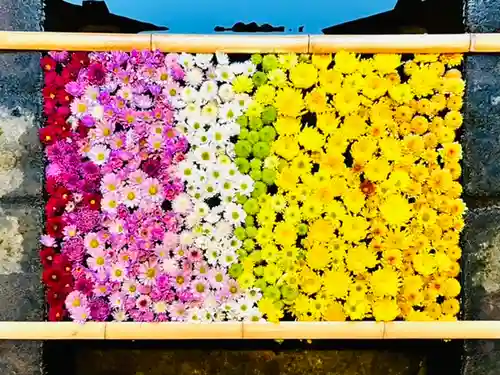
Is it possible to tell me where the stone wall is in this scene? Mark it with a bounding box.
[0,0,44,374]
[463,1,500,375]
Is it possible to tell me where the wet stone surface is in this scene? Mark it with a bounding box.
[465,0,500,33]
[462,207,500,375]
[0,0,44,374]
[462,55,500,197]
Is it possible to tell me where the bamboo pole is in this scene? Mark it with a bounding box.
[0,31,151,51]
[243,322,384,339]
[309,34,471,54]
[0,31,490,53]
[105,322,243,340]
[470,33,500,52]
[151,34,309,53]
[0,321,499,340]
[0,322,105,340]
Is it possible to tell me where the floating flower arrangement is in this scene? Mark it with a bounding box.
[40,50,465,323]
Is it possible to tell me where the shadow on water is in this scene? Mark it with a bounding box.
[44,339,463,375]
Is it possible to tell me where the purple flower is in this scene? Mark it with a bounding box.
[68,209,100,233]
[87,63,106,85]
[49,51,69,63]
[89,298,110,321]
[80,114,95,127]
[75,276,94,296]
[65,81,85,97]
[61,237,85,263]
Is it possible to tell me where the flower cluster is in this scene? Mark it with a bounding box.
[40,51,89,321]
[233,52,465,322]
[172,53,264,321]
[41,50,465,323]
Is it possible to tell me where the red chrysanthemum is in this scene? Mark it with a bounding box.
[39,126,60,145]
[55,105,70,118]
[40,247,56,268]
[42,267,64,288]
[45,197,66,217]
[46,216,64,238]
[46,115,69,131]
[48,305,65,321]
[46,288,67,306]
[56,90,72,105]
[42,85,58,101]
[45,177,63,195]
[40,56,57,72]
[44,71,58,86]
[84,193,101,210]
[43,100,57,116]
[53,187,71,203]
[71,52,89,67]
[52,254,72,274]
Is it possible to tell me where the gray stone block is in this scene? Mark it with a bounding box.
[463,55,500,196]
[465,0,500,33]
[0,0,42,32]
[0,341,42,375]
[462,207,500,375]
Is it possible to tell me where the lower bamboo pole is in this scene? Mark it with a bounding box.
[0,322,499,340]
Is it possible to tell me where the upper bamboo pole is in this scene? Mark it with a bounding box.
[0,321,499,340]
[1,31,499,53]
[310,34,470,53]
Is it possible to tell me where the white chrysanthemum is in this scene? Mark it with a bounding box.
[207,125,230,148]
[234,93,252,110]
[224,202,246,225]
[219,179,236,198]
[189,130,211,147]
[172,193,193,214]
[215,65,234,82]
[185,212,201,228]
[185,67,204,87]
[0,212,24,274]
[194,53,213,69]
[219,102,242,123]
[0,169,23,197]
[179,230,195,246]
[215,52,230,65]
[87,144,110,166]
[214,220,232,239]
[218,83,234,102]
[219,248,238,266]
[181,86,199,103]
[193,145,215,165]
[91,104,104,120]
[236,175,254,196]
[241,61,257,76]
[205,66,217,80]
[175,121,189,136]
[199,80,218,101]
[193,201,210,218]
[179,53,195,69]
[179,102,201,122]
[200,102,218,123]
